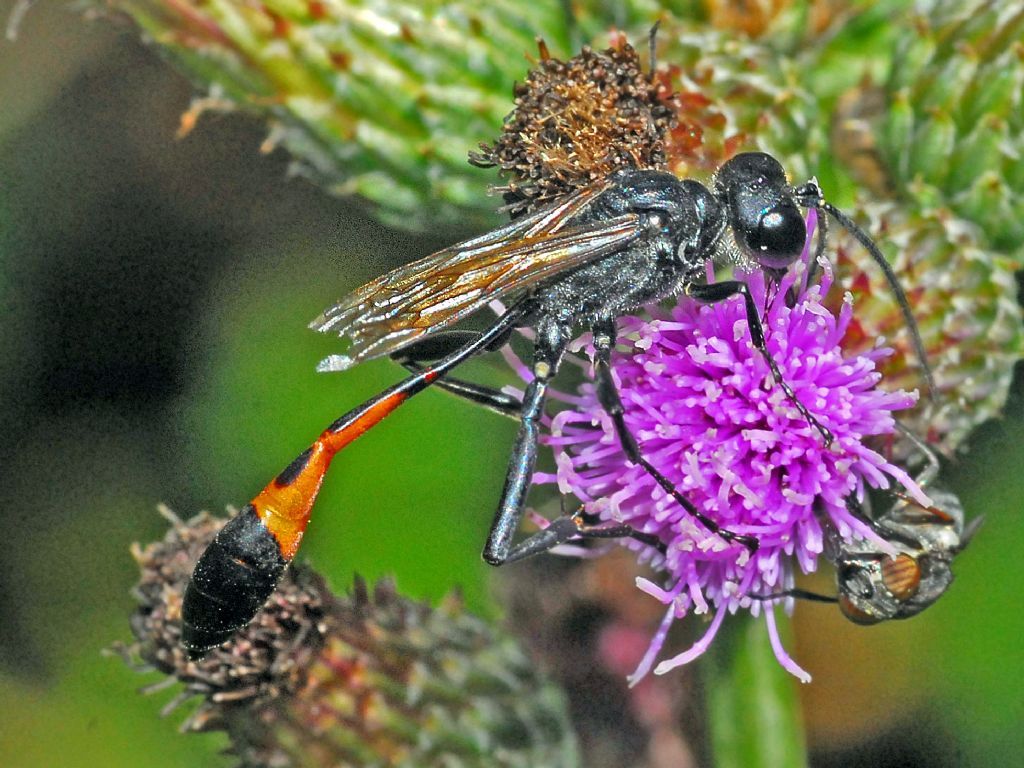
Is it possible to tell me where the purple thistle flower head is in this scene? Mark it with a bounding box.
[504,211,927,684]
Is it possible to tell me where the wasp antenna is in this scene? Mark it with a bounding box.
[648,20,661,75]
[822,201,936,402]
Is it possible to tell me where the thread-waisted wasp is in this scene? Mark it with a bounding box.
[181,40,932,657]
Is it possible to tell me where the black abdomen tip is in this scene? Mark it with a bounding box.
[180,607,237,659]
[181,505,288,656]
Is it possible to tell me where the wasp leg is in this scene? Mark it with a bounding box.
[894,422,940,487]
[497,512,667,565]
[687,280,835,446]
[391,330,522,419]
[591,318,759,553]
[748,588,839,604]
[483,325,570,565]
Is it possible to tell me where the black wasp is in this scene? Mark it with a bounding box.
[181,47,931,656]
[310,151,931,563]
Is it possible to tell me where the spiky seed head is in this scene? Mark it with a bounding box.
[470,38,674,215]
[879,0,1024,253]
[117,508,579,767]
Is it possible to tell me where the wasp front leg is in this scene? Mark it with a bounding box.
[687,280,834,446]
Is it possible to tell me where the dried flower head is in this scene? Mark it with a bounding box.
[116,507,578,767]
[470,38,673,215]
[122,508,327,713]
[507,213,925,684]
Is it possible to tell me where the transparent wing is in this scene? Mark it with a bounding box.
[312,185,643,371]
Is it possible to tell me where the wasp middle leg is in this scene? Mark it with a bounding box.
[591,318,760,552]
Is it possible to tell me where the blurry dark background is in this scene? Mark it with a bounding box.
[0,3,1021,767]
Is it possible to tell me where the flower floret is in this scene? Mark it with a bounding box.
[525,214,924,684]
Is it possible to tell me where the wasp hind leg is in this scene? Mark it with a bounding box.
[391,330,522,419]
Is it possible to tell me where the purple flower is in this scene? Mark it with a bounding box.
[502,211,926,684]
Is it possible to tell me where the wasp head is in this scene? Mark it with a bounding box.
[715,152,805,271]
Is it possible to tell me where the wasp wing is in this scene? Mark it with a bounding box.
[312,186,643,372]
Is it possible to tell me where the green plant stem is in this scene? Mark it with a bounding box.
[704,613,808,768]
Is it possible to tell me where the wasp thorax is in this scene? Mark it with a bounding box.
[716,152,806,270]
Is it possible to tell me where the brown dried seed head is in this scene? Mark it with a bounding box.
[470,37,674,215]
[124,507,328,717]
[118,508,578,767]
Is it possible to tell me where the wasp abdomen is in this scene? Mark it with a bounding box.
[181,504,288,657]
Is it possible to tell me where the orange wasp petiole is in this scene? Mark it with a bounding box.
[179,302,526,656]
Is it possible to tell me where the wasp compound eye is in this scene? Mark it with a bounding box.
[746,202,806,270]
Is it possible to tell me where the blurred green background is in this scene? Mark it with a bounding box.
[0,2,1021,767]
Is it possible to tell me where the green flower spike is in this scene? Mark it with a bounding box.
[879,0,1024,253]
[96,0,585,232]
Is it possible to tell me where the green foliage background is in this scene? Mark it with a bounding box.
[0,2,1021,766]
